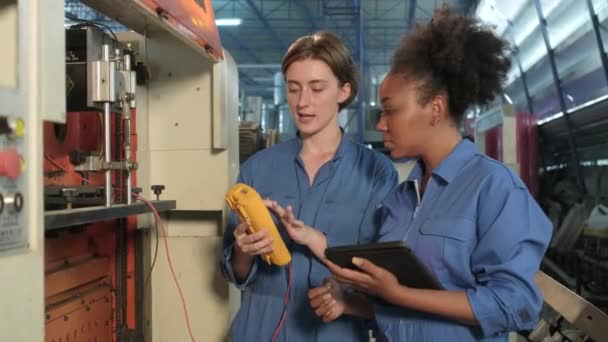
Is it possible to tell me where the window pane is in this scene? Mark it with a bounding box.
[526,55,560,120]
[505,76,531,114]
[545,0,608,110]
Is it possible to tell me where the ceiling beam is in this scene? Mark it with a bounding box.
[221,29,265,64]
[220,29,276,81]
[408,0,417,30]
[293,1,318,32]
[377,0,404,20]
[244,0,288,51]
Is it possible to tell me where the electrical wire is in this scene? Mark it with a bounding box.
[44,154,125,205]
[136,194,196,342]
[143,216,159,290]
[139,203,159,334]
[44,154,91,184]
[271,262,293,342]
[65,13,119,41]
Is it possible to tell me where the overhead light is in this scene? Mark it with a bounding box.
[537,112,563,126]
[216,18,242,26]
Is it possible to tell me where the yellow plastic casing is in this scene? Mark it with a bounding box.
[225,183,291,266]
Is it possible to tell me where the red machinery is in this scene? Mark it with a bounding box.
[44,1,223,340]
[43,108,139,340]
[44,25,140,342]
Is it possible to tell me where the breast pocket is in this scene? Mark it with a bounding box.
[418,217,477,286]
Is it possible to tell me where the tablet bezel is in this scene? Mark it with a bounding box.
[325,241,443,290]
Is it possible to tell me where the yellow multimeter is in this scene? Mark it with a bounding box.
[225,183,291,266]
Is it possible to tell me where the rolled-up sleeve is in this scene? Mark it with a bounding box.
[467,187,552,336]
[219,160,261,289]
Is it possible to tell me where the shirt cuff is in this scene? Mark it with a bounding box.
[466,287,510,337]
[222,243,259,289]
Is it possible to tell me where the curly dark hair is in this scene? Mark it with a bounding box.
[390,6,511,124]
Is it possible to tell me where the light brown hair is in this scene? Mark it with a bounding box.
[281,31,358,111]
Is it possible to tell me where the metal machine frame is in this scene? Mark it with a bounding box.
[1,0,239,341]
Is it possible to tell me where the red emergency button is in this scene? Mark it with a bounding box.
[0,148,22,180]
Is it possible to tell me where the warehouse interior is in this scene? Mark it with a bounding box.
[0,0,607,341]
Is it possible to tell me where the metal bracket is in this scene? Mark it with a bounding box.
[536,272,608,342]
[73,156,103,172]
[101,161,138,171]
[89,60,121,103]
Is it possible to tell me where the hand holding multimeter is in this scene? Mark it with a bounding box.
[226,183,291,266]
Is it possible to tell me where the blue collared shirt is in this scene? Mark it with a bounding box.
[221,134,398,342]
[374,139,552,342]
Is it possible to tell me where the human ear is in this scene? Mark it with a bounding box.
[430,94,448,126]
[337,82,351,106]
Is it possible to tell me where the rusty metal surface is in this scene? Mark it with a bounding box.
[46,280,112,342]
[45,257,109,298]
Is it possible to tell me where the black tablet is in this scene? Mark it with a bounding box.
[325,241,443,290]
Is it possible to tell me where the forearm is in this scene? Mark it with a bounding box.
[231,246,255,282]
[344,292,374,320]
[386,286,477,325]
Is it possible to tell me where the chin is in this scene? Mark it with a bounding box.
[388,149,411,160]
[295,125,319,137]
[388,150,402,160]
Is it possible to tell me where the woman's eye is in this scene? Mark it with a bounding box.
[288,88,299,93]
[311,88,324,93]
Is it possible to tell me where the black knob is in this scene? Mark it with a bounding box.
[14,192,23,212]
[151,185,165,200]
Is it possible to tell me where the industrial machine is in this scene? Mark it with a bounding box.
[1,0,239,341]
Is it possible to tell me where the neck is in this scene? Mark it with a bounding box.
[420,128,463,177]
[300,123,342,157]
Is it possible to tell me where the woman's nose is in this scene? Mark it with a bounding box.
[376,115,387,132]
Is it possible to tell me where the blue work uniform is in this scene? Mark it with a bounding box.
[221,133,398,342]
[374,139,552,341]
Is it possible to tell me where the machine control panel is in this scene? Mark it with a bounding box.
[0,116,27,252]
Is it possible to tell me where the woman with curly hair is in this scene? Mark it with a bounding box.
[310,7,552,341]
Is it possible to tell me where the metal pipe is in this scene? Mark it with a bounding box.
[104,102,112,207]
[124,50,131,70]
[123,102,132,205]
[124,53,133,205]
[102,44,112,207]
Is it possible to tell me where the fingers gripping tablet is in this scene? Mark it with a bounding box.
[325,241,443,289]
